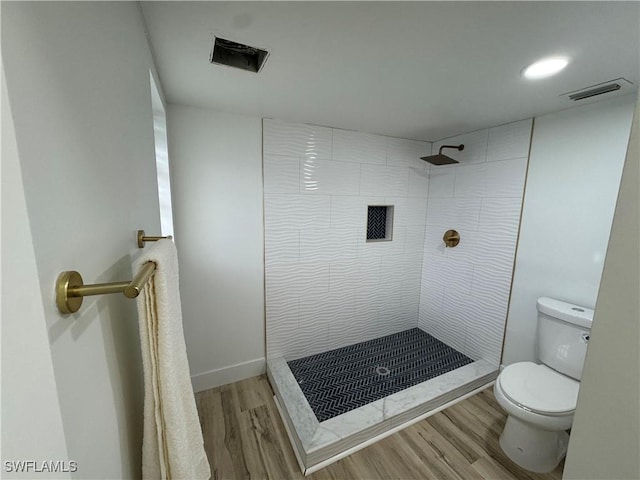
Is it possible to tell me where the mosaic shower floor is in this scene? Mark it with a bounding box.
[288,328,473,422]
[267,328,498,472]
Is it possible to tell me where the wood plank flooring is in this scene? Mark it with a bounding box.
[195,375,564,480]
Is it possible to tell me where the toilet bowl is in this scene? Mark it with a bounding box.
[494,362,579,473]
[494,297,593,473]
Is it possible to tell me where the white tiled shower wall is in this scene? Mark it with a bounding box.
[264,119,432,359]
[264,118,532,365]
[419,119,532,366]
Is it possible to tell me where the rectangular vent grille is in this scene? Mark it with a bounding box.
[561,77,633,102]
[569,83,621,101]
[210,37,269,73]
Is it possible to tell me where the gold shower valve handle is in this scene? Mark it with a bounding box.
[443,229,460,248]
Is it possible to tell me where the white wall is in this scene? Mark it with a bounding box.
[418,120,532,366]
[1,69,70,479]
[2,3,162,477]
[263,119,431,360]
[167,104,265,391]
[563,93,639,480]
[503,96,635,365]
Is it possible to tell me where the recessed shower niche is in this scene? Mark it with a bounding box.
[366,205,394,241]
[262,117,532,473]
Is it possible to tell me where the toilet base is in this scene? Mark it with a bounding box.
[499,415,569,473]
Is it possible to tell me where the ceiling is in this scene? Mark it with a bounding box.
[140,2,639,141]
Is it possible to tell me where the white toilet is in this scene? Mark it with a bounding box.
[494,297,593,473]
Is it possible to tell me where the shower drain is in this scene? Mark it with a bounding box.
[375,366,390,377]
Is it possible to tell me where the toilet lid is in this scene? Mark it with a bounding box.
[499,362,579,415]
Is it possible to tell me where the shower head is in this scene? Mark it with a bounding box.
[421,144,465,165]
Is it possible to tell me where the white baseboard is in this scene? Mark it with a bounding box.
[191,357,266,392]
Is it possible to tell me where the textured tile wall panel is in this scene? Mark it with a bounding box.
[385,166,412,196]
[463,306,506,366]
[360,165,410,197]
[385,197,428,226]
[264,120,433,358]
[387,137,431,168]
[266,292,299,358]
[426,197,482,229]
[381,253,423,285]
[454,157,528,198]
[424,255,474,298]
[486,119,532,162]
[354,288,383,337]
[380,255,411,285]
[327,311,371,351]
[473,198,522,267]
[301,158,361,195]
[478,197,523,230]
[427,165,456,198]
[264,194,331,230]
[330,195,384,228]
[399,295,421,329]
[265,291,299,326]
[378,290,407,336]
[402,279,422,305]
[300,227,359,263]
[408,166,430,198]
[422,227,449,260]
[299,290,357,331]
[418,278,444,328]
[359,165,388,196]
[404,225,427,255]
[332,129,387,165]
[288,320,330,360]
[263,154,300,194]
[358,226,405,261]
[433,129,489,165]
[443,228,479,265]
[266,262,330,297]
[426,296,468,354]
[264,118,332,159]
[329,259,382,292]
[264,228,299,266]
[419,119,531,365]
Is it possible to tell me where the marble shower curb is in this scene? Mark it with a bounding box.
[267,357,499,472]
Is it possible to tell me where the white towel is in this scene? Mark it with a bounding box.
[134,239,210,480]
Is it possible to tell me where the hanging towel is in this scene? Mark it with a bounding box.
[134,239,210,480]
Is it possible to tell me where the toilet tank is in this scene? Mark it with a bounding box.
[536,297,594,381]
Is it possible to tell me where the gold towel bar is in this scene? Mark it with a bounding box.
[55,262,156,314]
[138,230,171,248]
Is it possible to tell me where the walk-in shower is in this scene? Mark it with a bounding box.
[262,117,532,473]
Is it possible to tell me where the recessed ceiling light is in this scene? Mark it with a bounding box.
[522,57,569,79]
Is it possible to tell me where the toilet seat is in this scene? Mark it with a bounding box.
[499,362,579,416]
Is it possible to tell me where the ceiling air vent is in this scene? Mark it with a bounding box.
[561,78,634,102]
[210,37,269,73]
[569,83,621,101]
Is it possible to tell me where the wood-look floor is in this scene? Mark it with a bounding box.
[195,375,564,480]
